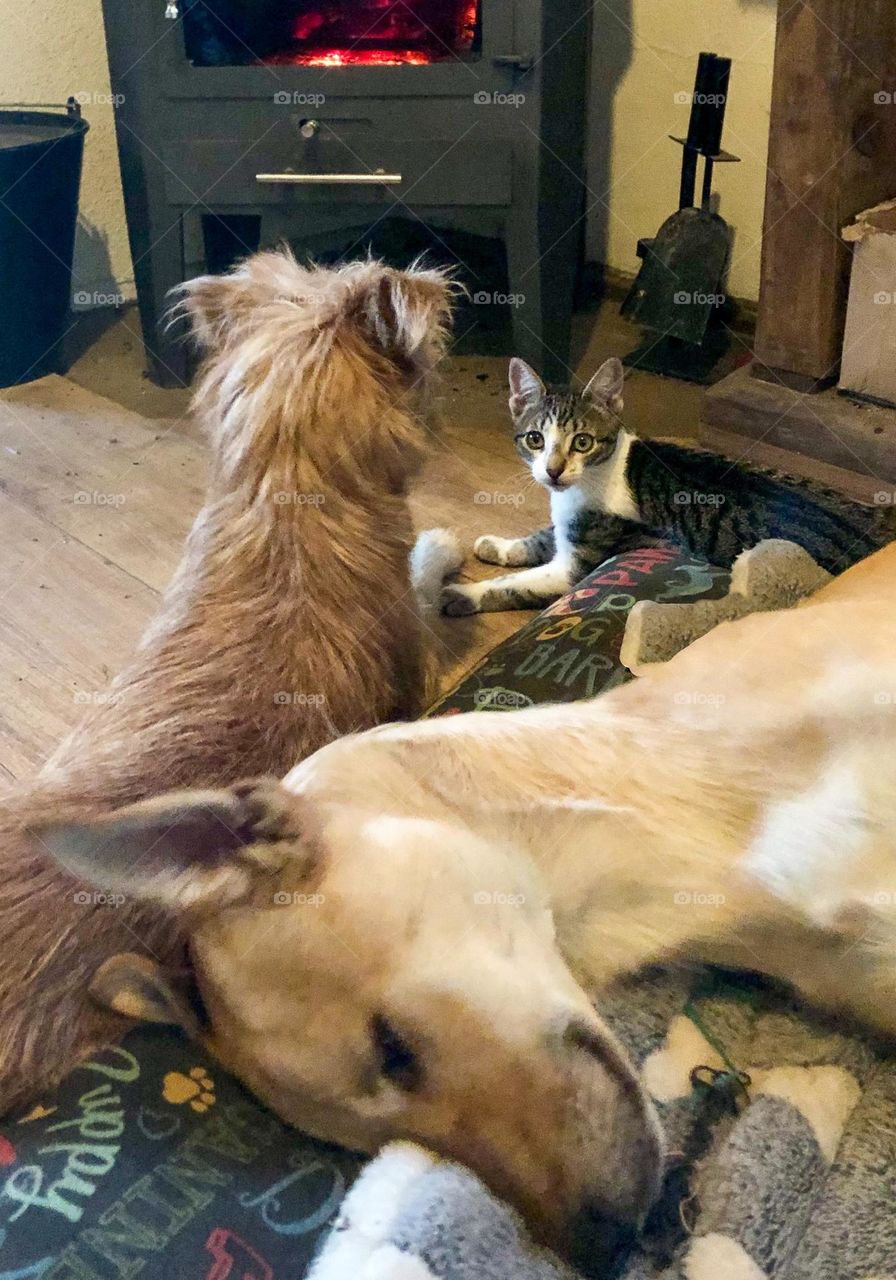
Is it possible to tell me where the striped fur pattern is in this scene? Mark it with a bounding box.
[441,356,895,616]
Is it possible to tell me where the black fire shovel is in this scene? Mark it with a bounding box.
[621,52,740,379]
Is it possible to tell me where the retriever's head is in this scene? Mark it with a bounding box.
[36,775,663,1272]
[172,251,455,491]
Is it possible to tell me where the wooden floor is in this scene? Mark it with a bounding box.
[4,299,868,785]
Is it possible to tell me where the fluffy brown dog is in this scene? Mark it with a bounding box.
[0,250,457,1114]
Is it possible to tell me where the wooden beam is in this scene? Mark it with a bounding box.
[701,364,896,483]
[754,0,896,385]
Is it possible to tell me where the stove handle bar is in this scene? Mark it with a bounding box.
[255,171,402,185]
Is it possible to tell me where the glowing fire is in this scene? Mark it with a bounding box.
[291,48,432,65]
[262,1,478,67]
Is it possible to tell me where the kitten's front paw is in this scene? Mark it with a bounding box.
[474,535,504,565]
[440,585,480,617]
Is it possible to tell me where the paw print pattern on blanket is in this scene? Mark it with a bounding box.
[162,1066,216,1112]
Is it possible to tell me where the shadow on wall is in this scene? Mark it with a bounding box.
[72,215,120,304]
[585,0,634,279]
[65,216,128,368]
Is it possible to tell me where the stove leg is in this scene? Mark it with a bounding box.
[506,196,579,383]
[133,214,191,388]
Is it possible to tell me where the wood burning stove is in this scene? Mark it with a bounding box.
[102,0,591,384]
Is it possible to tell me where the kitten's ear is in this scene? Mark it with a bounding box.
[508,358,545,418]
[583,358,625,414]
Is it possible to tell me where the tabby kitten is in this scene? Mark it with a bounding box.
[441,356,895,615]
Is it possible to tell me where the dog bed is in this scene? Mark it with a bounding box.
[4,546,896,1280]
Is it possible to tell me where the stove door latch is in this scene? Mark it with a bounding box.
[492,54,534,76]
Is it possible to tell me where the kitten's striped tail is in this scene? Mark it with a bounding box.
[411,528,463,615]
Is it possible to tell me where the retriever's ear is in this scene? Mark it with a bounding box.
[30,779,313,914]
[90,953,203,1036]
[508,358,545,419]
[359,265,453,369]
[582,357,625,414]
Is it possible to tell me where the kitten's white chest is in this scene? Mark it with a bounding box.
[551,430,640,537]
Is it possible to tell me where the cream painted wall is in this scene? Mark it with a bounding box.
[3,0,134,301]
[586,0,777,301]
[3,0,774,307]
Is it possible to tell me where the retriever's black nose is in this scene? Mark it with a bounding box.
[567,1202,639,1280]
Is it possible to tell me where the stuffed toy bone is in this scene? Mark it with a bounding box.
[621,539,831,673]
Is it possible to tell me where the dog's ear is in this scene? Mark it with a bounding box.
[508,358,545,419]
[30,780,313,914]
[582,357,625,414]
[173,274,251,351]
[90,953,202,1035]
[173,251,316,351]
[358,266,452,368]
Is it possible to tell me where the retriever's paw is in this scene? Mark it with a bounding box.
[441,585,480,617]
[230,777,306,844]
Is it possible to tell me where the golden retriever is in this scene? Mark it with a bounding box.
[36,546,896,1256]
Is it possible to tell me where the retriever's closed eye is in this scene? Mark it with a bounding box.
[372,1014,423,1091]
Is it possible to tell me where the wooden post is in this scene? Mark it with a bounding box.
[753,0,896,389]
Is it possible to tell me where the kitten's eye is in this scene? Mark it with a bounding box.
[572,432,595,452]
[372,1015,423,1092]
[524,430,544,450]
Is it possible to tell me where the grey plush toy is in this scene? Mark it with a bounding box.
[620,539,831,672]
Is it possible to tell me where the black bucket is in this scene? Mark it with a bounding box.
[0,108,89,388]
